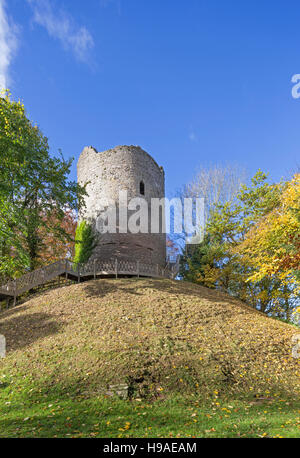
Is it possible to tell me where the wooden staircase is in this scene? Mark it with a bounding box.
[0,256,180,306]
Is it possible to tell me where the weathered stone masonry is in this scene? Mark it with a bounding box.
[77,145,166,266]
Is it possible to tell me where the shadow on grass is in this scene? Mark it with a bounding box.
[82,277,259,318]
[0,303,31,319]
[0,312,63,352]
[83,278,146,299]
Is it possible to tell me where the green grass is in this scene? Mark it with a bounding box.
[0,378,300,438]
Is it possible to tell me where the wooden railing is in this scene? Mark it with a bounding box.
[77,258,179,280]
[0,260,73,303]
[0,256,180,304]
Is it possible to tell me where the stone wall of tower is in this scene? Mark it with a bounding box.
[77,145,166,266]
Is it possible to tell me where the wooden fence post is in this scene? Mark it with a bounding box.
[115,258,118,279]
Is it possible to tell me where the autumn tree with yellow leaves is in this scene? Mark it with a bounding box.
[182,171,299,321]
[237,173,300,319]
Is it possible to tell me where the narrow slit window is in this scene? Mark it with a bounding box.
[140,181,145,195]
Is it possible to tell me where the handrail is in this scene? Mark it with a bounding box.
[0,256,180,304]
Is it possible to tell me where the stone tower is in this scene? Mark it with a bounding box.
[77,145,166,266]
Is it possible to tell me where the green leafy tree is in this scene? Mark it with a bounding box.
[180,234,217,287]
[0,90,86,279]
[73,221,97,265]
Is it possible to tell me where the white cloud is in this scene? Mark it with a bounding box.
[27,0,94,63]
[0,0,18,91]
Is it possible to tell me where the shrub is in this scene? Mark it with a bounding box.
[73,221,96,265]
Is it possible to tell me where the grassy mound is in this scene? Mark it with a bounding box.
[0,278,299,400]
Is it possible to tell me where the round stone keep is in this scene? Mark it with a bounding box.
[77,145,166,266]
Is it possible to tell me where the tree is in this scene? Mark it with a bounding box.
[181,164,247,223]
[205,170,293,315]
[39,208,77,264]
[73,221,97,265]
[182,170,299,319]
[0,90,86,279]
[174,164,246,254]
[237,173,300,319]
[180,234,216,286]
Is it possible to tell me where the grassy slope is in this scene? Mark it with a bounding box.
[0,278,299,437]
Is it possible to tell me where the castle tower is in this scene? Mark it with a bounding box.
[77,145,166,266]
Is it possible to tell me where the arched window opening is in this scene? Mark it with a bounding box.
[140,181,145,195]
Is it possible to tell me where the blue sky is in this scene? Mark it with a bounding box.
[1,0,300,196]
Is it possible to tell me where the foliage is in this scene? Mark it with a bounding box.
[238,174,300,283]
[73,220,96,265]
[0,90,86,279]
[182,170,299,319]
[237,173,300,318]
[180,234,217,286]
[40,209,77,263]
